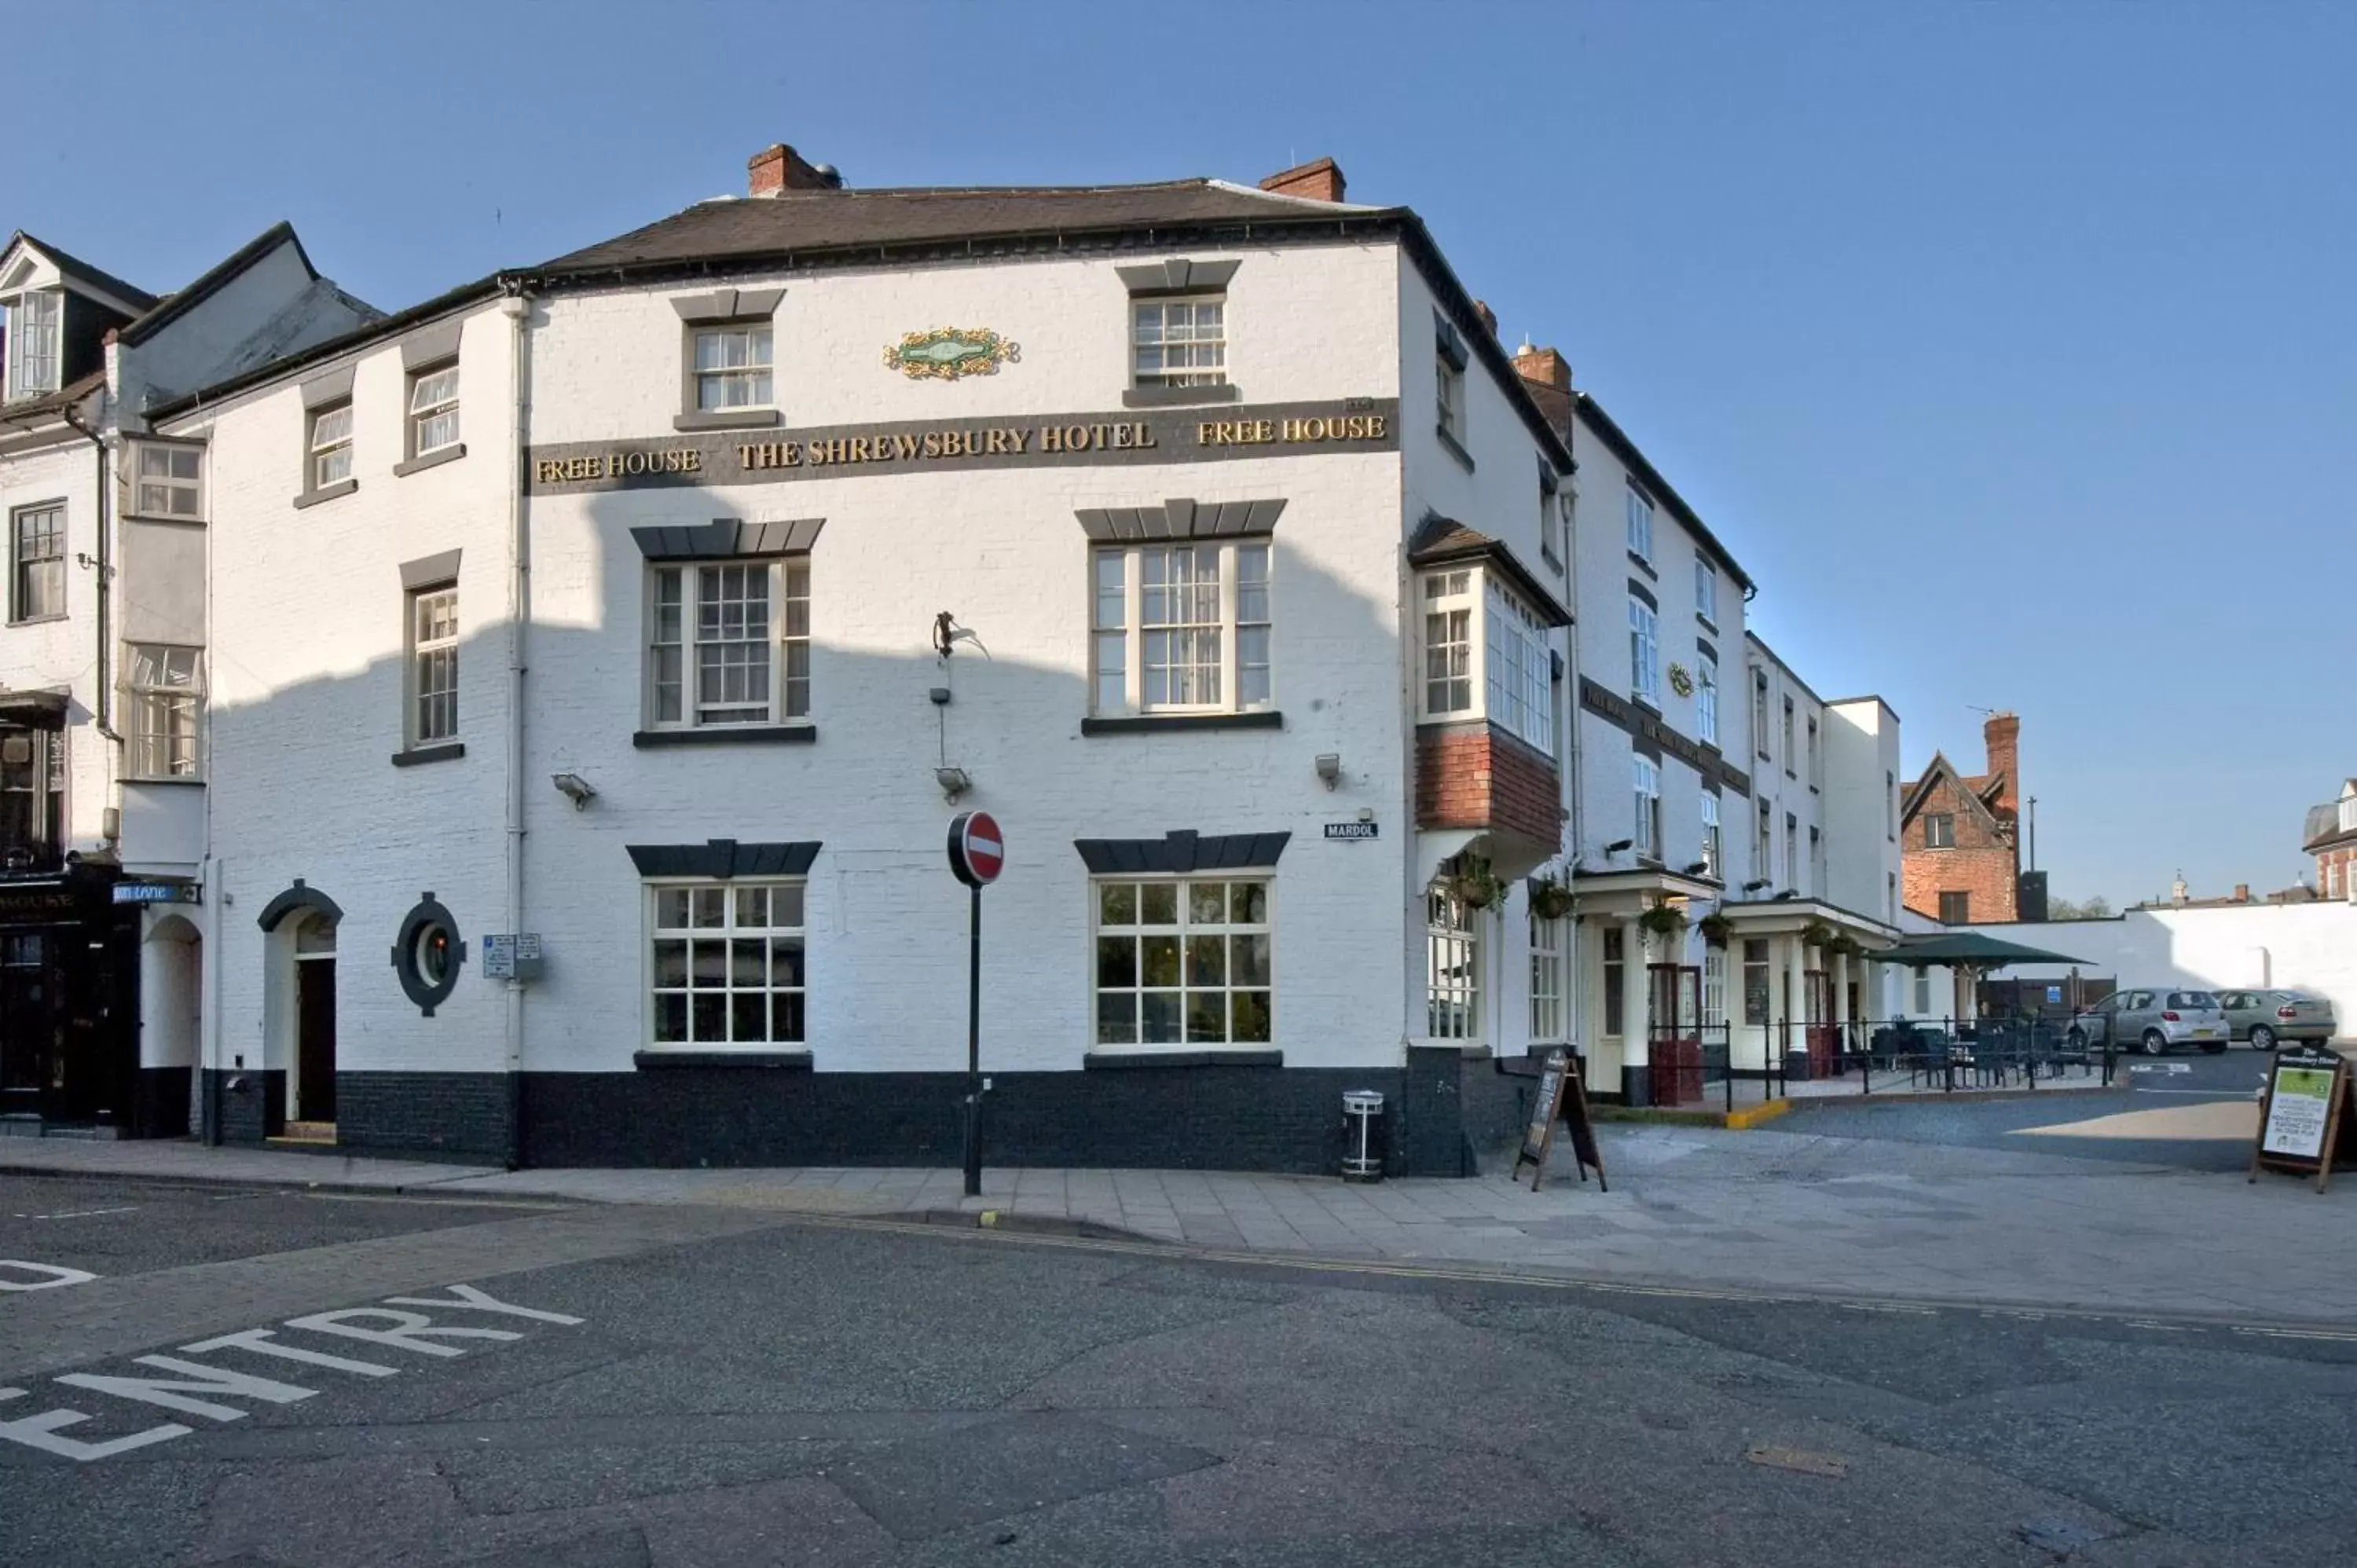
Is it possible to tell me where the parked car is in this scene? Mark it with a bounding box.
[2216,988,2338,1050]
[2066,988,2230,1055]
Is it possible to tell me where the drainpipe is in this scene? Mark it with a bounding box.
[500,288,531,1170]
[58,407,112,738]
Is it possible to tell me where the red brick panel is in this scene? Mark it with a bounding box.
[1901,772,2018,922]
[1416,723,1561,852]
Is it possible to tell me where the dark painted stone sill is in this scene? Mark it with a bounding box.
[1081,710,1282,736]
[1435,424,1475,473]
[122,511,205,528]
[673,408,781,432]
[1122,382,1241,408]
[391,742,467,768]
[1626,550,1658,581]
[634,725,816,748]
[126,775,207,787]
[1696,613,1717,634]
[632,1050,813,1070]
[393,443,467,478]
[1083,1050,1283,1070]
[292,478,358,510]
[1539,546,1563,576]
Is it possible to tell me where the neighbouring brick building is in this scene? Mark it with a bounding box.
[1901,713,2022,925]
[2302,779,2357,902]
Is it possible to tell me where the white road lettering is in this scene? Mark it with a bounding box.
[55,1357,316,1421]
[0,1261,98,1292]
[180,1328,399,1379]
[281,1307,522,1357]
[0,1390,189,1462]
[381,1284,585,1324]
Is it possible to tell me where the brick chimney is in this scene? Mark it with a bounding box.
[1514,343,1571,392]
[1259,156,1347,203]
[2234,883,2250,903]
[1982,712,2020,820]
[748,143,838,197]
[1472,299,1498,339]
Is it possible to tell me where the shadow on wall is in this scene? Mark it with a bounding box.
[192,488,1524,1172]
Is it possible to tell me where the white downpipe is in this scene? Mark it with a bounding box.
[500,290,530,1167]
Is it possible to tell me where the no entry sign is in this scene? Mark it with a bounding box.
[948,811,1004,888]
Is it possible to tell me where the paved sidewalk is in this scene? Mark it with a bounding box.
[5,1126,2353,1324]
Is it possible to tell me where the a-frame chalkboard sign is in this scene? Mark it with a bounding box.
[2249,1044,2357,1193]
[1513,1048,1607,1192]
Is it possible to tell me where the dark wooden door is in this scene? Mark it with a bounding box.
[296,958,336,1123]
[0,935,51,1117]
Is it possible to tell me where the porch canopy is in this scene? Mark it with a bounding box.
[1883,931,2088,969]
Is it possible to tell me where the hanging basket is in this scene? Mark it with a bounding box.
[1528,877,1576,921]
[1449,853,1506,910]
[1799,918,1838,951]
[1697,910,1734,947]
[1638,898,1690,940]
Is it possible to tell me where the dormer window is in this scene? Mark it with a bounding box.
[4,291,60,401]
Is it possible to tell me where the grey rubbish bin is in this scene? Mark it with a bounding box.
[1340,1089,1386,1182]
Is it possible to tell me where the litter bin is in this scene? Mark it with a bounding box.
[1340,1089,1386,1182]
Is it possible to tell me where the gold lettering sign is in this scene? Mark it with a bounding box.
[1197,414,1386,447]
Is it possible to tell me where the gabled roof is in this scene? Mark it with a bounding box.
[1407,515,1571,627]
[118,222,315,347]
[2,231,158,312]
[1898,749,2009,837]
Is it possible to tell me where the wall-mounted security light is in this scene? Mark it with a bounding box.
[1314,753,1342,789]
[936,766,972,801]
[552,773,597,810]
[1684,861,1711,876]
[1743,878,1772,892]
[1772,888,1798,902]
[1604,839,1633,855]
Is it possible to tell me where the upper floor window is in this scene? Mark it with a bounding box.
[133,443,203,520]
[408,363,460,457]
[126,643,203,779]
[1626,487,1654,562]
[1924,812,1956,848]
[9,504,64,623]
[1422,569,1475,716]
[1696,654,1718,746]
[1529,912,1564,1042]
[2340,794,2357,833]
[1756,797,1772,881]
[1484,579,1552,753]
[309,402,354,489]
[1700,793,1721,877]
[1809,824,1822,889]
[1780,695,1795,770]
[0,727,66,855]
[4,291,60,400]
[1435,351,1465,446]
[1132,297,1225,388]
[692,324,772,412]
[1939,890,1971,925]
[1888,771,1897,840]
[1806,716,1820,788]
[1751,668,1770,760]
[1633,755,1662,858]
[1093,541,1270,716]
[1538,470,1567,564]
[1694,558,1716,621]
[408,584,459,745]
[1784,812,1798,888]
[1627,596,1659,705]
[647,559,811,730]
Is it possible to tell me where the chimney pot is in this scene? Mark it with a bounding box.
[748,142,838,197]
[1258,156,1347,204]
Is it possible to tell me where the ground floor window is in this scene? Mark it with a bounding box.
[1742,938,1770,1026]
[1528,914,1564,1040]
[647,881,805,1047]
[1426,885,1479,1039]
[1602,925,1624,1036]
[1094,877,1271,1047]
[1703,947,1727,1028]
[1912,969,1934,1017]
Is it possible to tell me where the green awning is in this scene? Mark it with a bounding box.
[1884,931,2088,969]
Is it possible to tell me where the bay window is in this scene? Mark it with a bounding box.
[126,644,203,779]
[647,881,805,1049]
[1421,569,1475,716]
[1091,540,1270,715]
[1483,578,1552,753]
[1094,877,1271,1048]
[133,443,203,520]
[647,559,811,730]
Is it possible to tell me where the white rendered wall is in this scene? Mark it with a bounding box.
[1824,697,1902,925]
[0,438,112,856]
[1984,903,2357,1035]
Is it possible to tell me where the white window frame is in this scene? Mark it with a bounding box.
[1785,813,1799,888]
[1924,812,1956,848]
[1426,881,1481,1041]
[1694,557,1716,621]
[1628,596,1659,704]
[5,290,61,400]
[1888,771,1897,841]
[1633,756,1662,858]
[691,322,774,412]
[1529,912,1565,1041]
[645,558,812,731]
[1807,716,1820,789]
[1756,798,1773,885]
[1435,352,1465,445]
[1131,295,1226,388]
[9,502,65,623]
[308,401,354,489]
[1751,668,1770,760]
[408,361,460,458]
[1625,486,1653,562]
[1702,947,1727,1029]
[126,643,204,780]
[1701,793,1721,877]
[1419,567,1477,719]
[1780,696,1795,768]
[1091,540,1270,716]
[1483,578,1552,753]
[1696,654,1718,745]
[131,442,204,521]
[406,582,459,746]
[645,880,806,1051]
[1091,875,1273,1050]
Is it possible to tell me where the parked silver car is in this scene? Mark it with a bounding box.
[2066,988,2231,1055]
[2216,988,2337,1050]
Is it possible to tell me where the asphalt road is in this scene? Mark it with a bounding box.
[4,1172,2355,1566]
[1778,1043,2277,1171]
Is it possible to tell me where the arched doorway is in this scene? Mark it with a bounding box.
[140,914,202,1138]
[290,910,337,1129]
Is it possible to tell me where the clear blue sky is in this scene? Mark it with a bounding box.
[16,2,2351,907]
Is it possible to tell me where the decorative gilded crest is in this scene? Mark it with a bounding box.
[882,327,1021,381]
[1666,661,1695,698]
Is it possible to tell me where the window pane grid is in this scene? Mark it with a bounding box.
[1528,914,1563,1040]
[694,325,774,409]
[1140,545,1222,709]
[650,880,806,1047]
[7,292,60,397]
[1484,579,1552,751]
[1132,299,1226,387]
[412,588,459,743]
[1094,877,1270,1047]
[1427,885,1480,1039]
[1628,597,1659,703]
[11,505,64,621]
[135,445,203,518]
[310,404,353,488]
[127,643,203,779]
[410,365,460,454]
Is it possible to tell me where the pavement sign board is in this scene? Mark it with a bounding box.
[2249,1044,2356,1192]
[1513,1049,1607,1193]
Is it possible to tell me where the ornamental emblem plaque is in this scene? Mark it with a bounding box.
[1666,661,1695,698]
[882,327,1021,381]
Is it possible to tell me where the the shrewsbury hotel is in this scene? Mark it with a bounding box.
[1,143,1906,1171]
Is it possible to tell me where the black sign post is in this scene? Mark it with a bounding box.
[947,811,1004,1198]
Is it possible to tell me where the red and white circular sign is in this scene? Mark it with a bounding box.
[948,811,1004,888]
